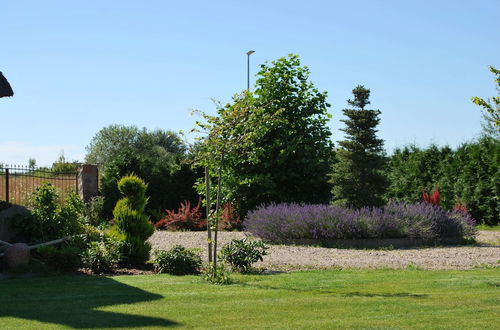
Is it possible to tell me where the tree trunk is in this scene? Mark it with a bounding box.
[205,167,212,263]
[213,150,225,268]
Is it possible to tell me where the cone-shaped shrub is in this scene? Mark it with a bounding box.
[113,175,154,265]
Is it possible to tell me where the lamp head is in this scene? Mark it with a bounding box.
[246,50,255,56]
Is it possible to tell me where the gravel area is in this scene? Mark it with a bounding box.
[149,231,500,271]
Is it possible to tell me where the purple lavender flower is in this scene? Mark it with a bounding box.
[245,201,476,243]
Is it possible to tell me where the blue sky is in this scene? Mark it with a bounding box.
[1,0,499,166]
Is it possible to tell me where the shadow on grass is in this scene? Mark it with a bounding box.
[237,282,428,298]
[342,291,428,298]
[0,275,178,328]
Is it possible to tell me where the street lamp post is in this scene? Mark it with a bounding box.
[246,50,255,91]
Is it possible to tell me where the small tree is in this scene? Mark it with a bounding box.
[330,85,388,208]
[193,92,267,271]
[472,66,500,138]
[113,175,154,265]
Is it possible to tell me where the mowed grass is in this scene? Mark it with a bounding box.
[477,224,500,232]
[1,268,499,329]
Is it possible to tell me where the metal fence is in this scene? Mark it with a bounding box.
[0,165,78,206]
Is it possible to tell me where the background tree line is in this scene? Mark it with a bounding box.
[82,57,499,225]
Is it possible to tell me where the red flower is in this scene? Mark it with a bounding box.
[422,185,440,206]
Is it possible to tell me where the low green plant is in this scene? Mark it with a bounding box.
[81,239,122,274]
[83,196,107,227]
[14,184,85,244]
[0,200,12,212]
[36,244,82,271]
[152,245,202,275]
[219,238,268,273]
[202,262,232,285]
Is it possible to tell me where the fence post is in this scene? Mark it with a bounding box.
[5,168,9,203]
[77,164,99,202]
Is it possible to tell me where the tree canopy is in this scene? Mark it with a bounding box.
[85,125,197,219]
[472,66,500,138]
[194,54,334,216]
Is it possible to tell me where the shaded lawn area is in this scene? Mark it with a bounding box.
[0,268,499,329]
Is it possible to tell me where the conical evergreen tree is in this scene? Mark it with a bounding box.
[330,85,388,208]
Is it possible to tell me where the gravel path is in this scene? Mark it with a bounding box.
[149,231,500,271]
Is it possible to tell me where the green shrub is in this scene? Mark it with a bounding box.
[12,184,85,244]
[202,263,232,285]
[83,196,107,227]
[0,200,12,212]
[88,125,198,220]
[36,244,82,271]
[385,138,499,225]
[59,192,85,235]
[81,240,122,273]
[113,175,154,265]
[218,238,268,273]
[9,213,38,243]
[152,245,202,275]
[30,183,61,242]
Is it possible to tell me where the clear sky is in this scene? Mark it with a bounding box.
[1,0,499,166]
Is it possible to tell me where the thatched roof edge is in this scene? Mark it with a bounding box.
[0,72,14,97]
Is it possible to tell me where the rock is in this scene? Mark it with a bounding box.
[4,243,30,270]
[0,205,30,241]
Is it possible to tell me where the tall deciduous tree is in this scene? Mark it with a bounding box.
[239,54,334,214]
[330,85,387,208]
[85,125,197,219]
[195,54,334,217]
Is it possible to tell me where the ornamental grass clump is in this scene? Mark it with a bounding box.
[245,202,476,244]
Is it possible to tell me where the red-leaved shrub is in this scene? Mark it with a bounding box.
[219,203,243,231]
[155,200,206,231]
[453,203,468,214]
[422,185,440,206]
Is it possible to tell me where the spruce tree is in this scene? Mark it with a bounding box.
[330,85,387,208]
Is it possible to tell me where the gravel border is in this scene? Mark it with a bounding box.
[149,231,500,271]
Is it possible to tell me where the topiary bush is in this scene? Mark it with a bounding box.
[245,202,476,244]
[113,175,154,265]
[152,245,202,275]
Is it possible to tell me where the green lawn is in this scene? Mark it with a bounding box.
[0,268,499,329]
[477,224,500,231]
